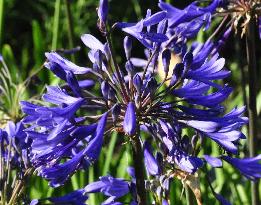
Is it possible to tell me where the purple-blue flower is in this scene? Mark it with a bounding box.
[222,155,261,181]
[144,141,159,176]
[116,11,168,49]
[203,155,222,168]
[30,189,88,205]
[159,0,220,28]
[85,175,131,205]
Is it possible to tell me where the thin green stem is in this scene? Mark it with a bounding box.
[88,167,96,205]
[185,185,194,205]
[131,126,147,205]
[64,0,75,62]
[246,17,259,205]
[0,0,4,49]
[102,132,118,176]
[52,0,61,50]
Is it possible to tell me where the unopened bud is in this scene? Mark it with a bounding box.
[125,60,135,76]
[133,74,142,94]
[169,63,184,87]
[101,81,110,99]
[112,103,121,123]
[98,0,108,24]
[124,36,132,60]
[162,49,171,75]
[94,50,103,69]
[183,51,193,68]
[103,42,111,61]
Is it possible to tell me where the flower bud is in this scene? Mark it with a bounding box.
[157,19,167,34]
[112,103,121,123]
[94,50,103,69]
[125,60,135,76]
[133,74,142,94]
[156,152,163,174]
[101,81,110,99]
[66,71,81,97]
[183,51,193,68]
[108,89,116,101]
[123,102,136,136]
[93,63,100,73]
[144,140,159,176]
[161,49,171,75]
[98,0,108,24]
[134,94,139,108]
[103,42,111,61]
[147,77,157,93]
[124,36,132,60]
[169,63,184,87]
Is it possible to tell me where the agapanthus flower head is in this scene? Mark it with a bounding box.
[0,121,29,167]
[19,1,258,204]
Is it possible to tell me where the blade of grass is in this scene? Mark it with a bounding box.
[236,184,249,204]
[52,0,61,50]
[257,90,261,115]
[0,0,4,48]
[71,173,80,190]
[2,44,18,81]
[102,132,117,176]
[212,141,225,192]
[117,145,131,178]
[64,0,75,62]
[131,0,142,19]
[32,20,44,67]
[88,166,96,205]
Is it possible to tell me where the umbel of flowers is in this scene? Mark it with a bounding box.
[17,0,261,204]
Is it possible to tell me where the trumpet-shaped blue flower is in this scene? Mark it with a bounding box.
[116,11,168,49]
[222,155,261,181]
[30,189,88,205]
[85,175,132,205]
[159,0,220,28]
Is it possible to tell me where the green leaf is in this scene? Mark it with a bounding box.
[2,44,18,81]
[52,0,61,50]
[32,20,44,67]
[102,132,118,176]
[0,0,4,48]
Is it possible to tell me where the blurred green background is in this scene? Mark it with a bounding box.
[0,0,260,204]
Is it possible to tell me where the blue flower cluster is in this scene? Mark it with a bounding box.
[0,121,32,204]
[15,0,261,204]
